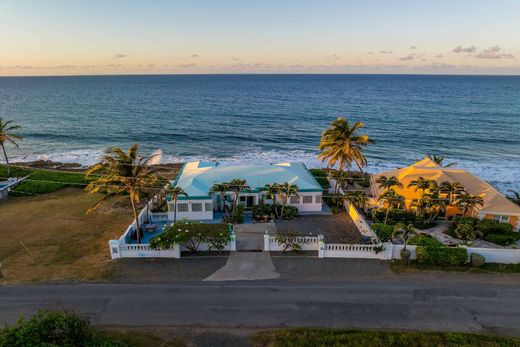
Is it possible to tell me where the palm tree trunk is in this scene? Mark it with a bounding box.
[273,194,279,219]
[173,197,177,224]
[1,144,10,177]
[281,195,287,218]
[384,207,390,225]
[130,193,141,243]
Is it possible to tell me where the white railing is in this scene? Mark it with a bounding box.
[322,243,387,259]
[264,234,321,252]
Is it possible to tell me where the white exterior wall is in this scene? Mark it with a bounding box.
[258,191,322,212]
[168,199,213,220]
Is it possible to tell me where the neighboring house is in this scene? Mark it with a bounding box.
[169,161,323,220]
[370,158,520,231]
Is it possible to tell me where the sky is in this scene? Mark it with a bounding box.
[1,0,520,76]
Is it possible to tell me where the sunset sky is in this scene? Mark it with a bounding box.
[1,0,520,76]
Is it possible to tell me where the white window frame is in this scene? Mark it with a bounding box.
[177,203,188,212]
[316,195,322,203]
[303,195,313,204]
[192,203,203,212]
[205,202,213,211]
[290,195,299,204]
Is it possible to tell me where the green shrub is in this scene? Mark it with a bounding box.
[413,219,437,230]
[415,246,468,266]
[0,309,119,347]
[371,209,416,225]
[470,253,486,268]
[309,168,330,189]
[452,216,479,226]
[282,205,299,219]
[477,220,513,235]
[408,235,442,247]
[483,233,518,246]
[371,223,393,242]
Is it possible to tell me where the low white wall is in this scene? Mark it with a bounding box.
[323,243,387,259]
[265,235,321,252]
[466,247,520,264]
[115,243,181,258]
[389,244,418,260]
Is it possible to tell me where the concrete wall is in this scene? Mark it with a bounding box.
[168,199,213,220]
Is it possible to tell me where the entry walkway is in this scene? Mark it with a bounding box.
[234,223,275,251]
[203,252,280,281]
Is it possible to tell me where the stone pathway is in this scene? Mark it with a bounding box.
[203,252,280,281]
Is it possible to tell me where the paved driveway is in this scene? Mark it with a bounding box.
[234,223,275,251]
[275,213,361,243]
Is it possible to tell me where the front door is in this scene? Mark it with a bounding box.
[247,196,254,208]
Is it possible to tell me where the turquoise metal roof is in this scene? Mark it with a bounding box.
[174,162,322,198]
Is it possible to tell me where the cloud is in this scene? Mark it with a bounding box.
[452,45,476,53]
[190,54,199,58]
[436,54,443,58]
[410,45,418,50]
[379,50,392,54]
[474,45,515,59]
[399,54,415,61]
[113,53,127,58]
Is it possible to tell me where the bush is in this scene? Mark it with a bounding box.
[371,223,393,242]
[309,168,330,189]
[371,209,416,225]
[413,219,437,230]
[150,221,230,253]
[452,216,479,226]
[415,246,468,266]
[408,235,442,247]
[477,220,513,236]
[470,253,486,268]
[282,205,299,219]
[483,233,518,246]
[0,309,119,347]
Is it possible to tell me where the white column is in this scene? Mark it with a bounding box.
[264,232,270,252]
[108,240,121,259]
[318,235,325,258]
[173,244,181,259]
[230,232,237,251]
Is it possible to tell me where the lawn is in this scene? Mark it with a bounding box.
[0,188,133,284]
[252,328,520,347]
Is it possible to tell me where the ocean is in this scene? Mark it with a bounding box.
[0,74,519,192]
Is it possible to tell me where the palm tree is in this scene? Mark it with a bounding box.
[439,181,464,219]
[228,178,250,214]
[278,182,299,218]
[455,193,484,216]
[408,177,435,197]
[264,183,281,218]
[318,117,373,176]
[165,184,187,224]
[329,169,349,194]
[344,191,368,211]
[507,190,520,206]
[376,175,403,191]
[85,144,160,243]
[392,222,417,251]
[210,182,230,214]
[378,188,405,224]
[455,223,482,244]
[0,117,23,177]
[426,154,457,167]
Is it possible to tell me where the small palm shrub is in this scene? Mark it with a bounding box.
[470,253,486,268]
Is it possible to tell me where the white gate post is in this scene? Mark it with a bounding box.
[173,244,181,259]
[384,241,394,260]
[264,231,270,252]
[108,240,121,259]
[230,232,237,251]
[318,235,325,258]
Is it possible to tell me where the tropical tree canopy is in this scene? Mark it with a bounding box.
[0,117,23,176]
[165,183,188,223]
[376,175,403,191]
[318,117,373,172]
[426,154,457,167]
[85,144,161,243]
[455,193,484,216]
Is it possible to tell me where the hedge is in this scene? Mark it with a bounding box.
[415,246,468,266]
[408,235,443,247]
[483,233,520,246]
[477,220,513,235]
[371,223,393,242]
[371,209,417,225]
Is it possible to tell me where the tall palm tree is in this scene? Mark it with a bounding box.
[439,181,464,219]
[507,190,520,206]
[0,117,23,177]
[344,191,368,211]
[228,178,250,214]
[318,117,373,176]
[329,169,349,194]
[278,182,299,218]
[210,182,230,214]
[455,193,484,216]
[264,183,281,218]
[378,188,405,224]
[376,175,403,191]
[426,154,457,167]
[85,144,160,243]
[407,177,435,197]
[165,184,187,224]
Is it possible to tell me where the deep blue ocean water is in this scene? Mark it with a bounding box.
[0,74,519,191]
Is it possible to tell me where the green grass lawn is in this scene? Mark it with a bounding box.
[253,328,520,347]
[0,164,89,196]
[391,261,520,274]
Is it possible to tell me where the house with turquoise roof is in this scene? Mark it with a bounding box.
[169,161,324,220]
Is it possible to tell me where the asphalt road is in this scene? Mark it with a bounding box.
[1,279,520,336]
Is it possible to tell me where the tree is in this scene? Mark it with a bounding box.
[426,154,457,167]
[344,191,368,211]
[329,169,349,194]
[278,182,299,218]
[378,188,405,224]
[228,178,250,214]
[439,181,464,219]
[210,182,230,214]
[455,222,482,244]
[0,117,23,177]
[318,117,373,176]
[507,190,520,206]
[165,184,187,223]
[455,193,484,216]
[376,175,403,191]
[85,144,160,243]
[264,183,281,218]
[392,222,417,251]
[408,177,436,197]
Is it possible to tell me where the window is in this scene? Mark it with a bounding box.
[205,203,213,211]
[240,196,246,202]
[177,203,188,212]
[493,215,510,223]
[192,203,203,212]
[303,196,313,204]
[316,195,322,203]
[290,195,299,204]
